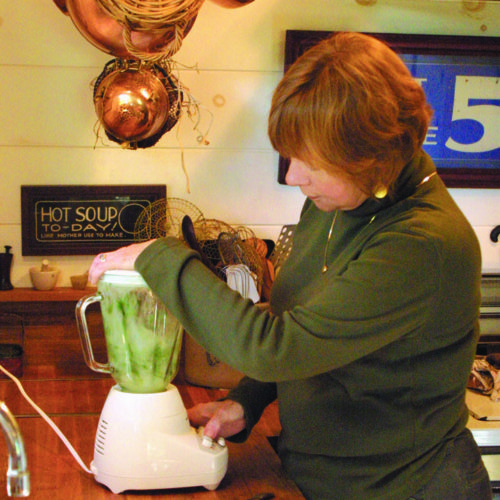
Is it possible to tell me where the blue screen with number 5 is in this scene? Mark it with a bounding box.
[402,54,500,169]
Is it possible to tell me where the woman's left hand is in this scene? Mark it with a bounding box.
[88,239,156,285]
[187,399,246,440]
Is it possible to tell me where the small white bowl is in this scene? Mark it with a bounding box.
[29,267,60,291]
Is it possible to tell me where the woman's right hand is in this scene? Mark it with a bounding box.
[87,239,156,285]
[187,399,246,440]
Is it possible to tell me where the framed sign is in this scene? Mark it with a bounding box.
[279,31,500,188]
[21,185,166,256]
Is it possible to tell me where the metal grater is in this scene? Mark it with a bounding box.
[269,224,296,273]
[479,275,500,337]
[481,275,500,310]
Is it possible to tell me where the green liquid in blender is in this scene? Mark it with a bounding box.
[99,282,183,393]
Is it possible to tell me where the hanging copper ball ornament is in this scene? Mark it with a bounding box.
[53,0,69,14]
[94,65,171,144]
[65,0,197,59]
[66,0,125,56]
[208,0,255,7]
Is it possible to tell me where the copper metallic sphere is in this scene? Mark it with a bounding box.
[53,0,69,14]
[94,67,171,143]
[65,0,196,58]
[208,0,255,7]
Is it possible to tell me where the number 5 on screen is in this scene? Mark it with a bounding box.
[446,76,500,154]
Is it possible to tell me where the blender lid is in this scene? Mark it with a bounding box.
[101,270,148,286]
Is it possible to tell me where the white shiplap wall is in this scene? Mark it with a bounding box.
[1,0,500,286]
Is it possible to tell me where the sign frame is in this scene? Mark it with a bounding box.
[279,31,500,188]
[21,184,166,256]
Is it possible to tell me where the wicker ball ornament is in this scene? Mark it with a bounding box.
[63,0,202,60]
[55,0,257,60]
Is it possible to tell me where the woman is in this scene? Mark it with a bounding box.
[89,32,491,499]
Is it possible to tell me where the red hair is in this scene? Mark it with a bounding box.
[268,32,433,197]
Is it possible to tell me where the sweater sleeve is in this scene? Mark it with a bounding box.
[222,377,277,443]
[135,211,478,383]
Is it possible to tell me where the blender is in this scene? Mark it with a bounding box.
[76,270,228,494]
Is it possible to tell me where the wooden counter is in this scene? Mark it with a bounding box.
[0,287,96,303]
[0,302,304,499]
[0,380,303,499]
[0,287,97,321]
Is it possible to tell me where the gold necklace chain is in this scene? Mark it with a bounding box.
[417,171,437,187]
[322,211,338,273]
[321,171,437,274]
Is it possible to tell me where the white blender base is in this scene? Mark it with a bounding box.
[91,385,228,494]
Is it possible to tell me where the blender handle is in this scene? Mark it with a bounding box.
[75,294,111,374]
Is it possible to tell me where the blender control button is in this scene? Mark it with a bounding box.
[201,435,214,448]
[217,437,226,447]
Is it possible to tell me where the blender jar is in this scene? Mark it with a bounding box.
[76,270,183,393]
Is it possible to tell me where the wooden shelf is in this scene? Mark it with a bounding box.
[0,287,96,303]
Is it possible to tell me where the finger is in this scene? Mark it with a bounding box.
[88,257,103,284]
[88,253,111,284]
[203,417,223,440]
[186,406,209,427]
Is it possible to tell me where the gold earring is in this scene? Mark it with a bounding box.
[374,186,387,199]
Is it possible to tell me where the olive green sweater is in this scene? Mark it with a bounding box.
[136,150,482,500]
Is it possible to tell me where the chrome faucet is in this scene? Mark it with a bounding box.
[0,401,30,497]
